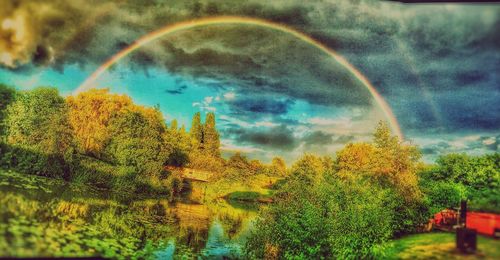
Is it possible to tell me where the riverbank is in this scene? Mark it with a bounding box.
[0,170,262,258]
[384,232,500,259]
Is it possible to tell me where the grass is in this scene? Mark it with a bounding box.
[226,191,265,202]
[384,232,500,259]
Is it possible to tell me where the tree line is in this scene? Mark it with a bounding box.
[0,84,498,258]
[245,122,499,259]
[0,85,288,197]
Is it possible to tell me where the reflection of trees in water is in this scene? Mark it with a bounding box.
[167,201,257,257]
[177,226,209,253]
[170,203,210,254]
[0,171,258,258]
[219,213,243,239]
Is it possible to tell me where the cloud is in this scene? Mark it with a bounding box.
[204,96,214,104]
[0,0,119,68]
[219,115,252,128]
[165,84,187,95]
[255,121,279,127]
[302,131,334,148]
[223,91,236,100]
[308,117,352,128]
[192,95,217,112]
[416,134,499,162]
[226,124,299,151]
[334,135,355,144]
[1,0,499,143]
[229,96,294,116]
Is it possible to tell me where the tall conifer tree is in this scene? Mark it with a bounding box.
[190,112,203,150]
[203,112,220,157]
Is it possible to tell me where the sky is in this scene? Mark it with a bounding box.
[0,0,498,163]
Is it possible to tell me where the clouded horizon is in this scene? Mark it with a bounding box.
[0,0,498,163]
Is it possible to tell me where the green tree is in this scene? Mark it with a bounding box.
[337,121,422,202]
[422,153,500,213]
[269,157,287,176]
[190,112,203,150]
[336,122,427,235]
[246,169,393,259]
[420,180,467,214]
[105,106,170,180]
[290,154,325,184]
[165,120,190,167]
[373,121,399,150]
[0,84,16,139]
[2,87,72,177]
[203,112,220,157]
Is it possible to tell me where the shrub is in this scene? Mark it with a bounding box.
[245,176,394,259]
[421,153,499,213]
[420,180,467,215]
[0,145,68,178]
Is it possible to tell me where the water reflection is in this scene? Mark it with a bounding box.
[0,171,257,258]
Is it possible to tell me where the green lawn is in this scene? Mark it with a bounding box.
[385,232,500,259]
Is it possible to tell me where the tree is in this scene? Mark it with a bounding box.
[190,112,203,150]
[228,152,250,170]
[335,122,426,235]
[203,112,220,157]
[0,84,16,138]
[246,173,393,259]
[105,106,170,179]
[2,87,72,177]
[165,120,190,167]
[373,121,399,150]
[290,154,325,184]
[422,153,500,213]
[270,157,287,176]
[337,122,422,201]
[170,119,178,131]
[336,142,378,177]
[66,89,133,157]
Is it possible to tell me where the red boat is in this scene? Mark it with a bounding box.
[433,210,500,237]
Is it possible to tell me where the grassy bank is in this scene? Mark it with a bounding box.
[384,232,500,259]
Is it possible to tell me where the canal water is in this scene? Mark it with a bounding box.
[0,171,258,259]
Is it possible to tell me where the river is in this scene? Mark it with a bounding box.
[0,171,258,259]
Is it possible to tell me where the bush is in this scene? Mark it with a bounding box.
[1,87,72,179]
[420,180,466,215]
[0,145,68,178]
[421,153,499,213]
[69,156,119,190]
[245,176,394,259]
[386,193,430,236]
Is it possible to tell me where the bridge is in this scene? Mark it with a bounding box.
[165,166,211,182]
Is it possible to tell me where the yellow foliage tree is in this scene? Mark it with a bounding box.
[336,121,423,202]
[66,89,133,157]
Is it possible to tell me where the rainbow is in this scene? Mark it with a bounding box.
[75,16,403,139]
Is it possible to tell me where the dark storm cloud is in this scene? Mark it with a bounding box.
[229,97,294,116]
[438,89,500,131]
[454,70,489,86]
[302,131,334,147]
[225,124,298,151]
[144,25,374,108]
[395,100,441,131]
[2,0,499,136]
